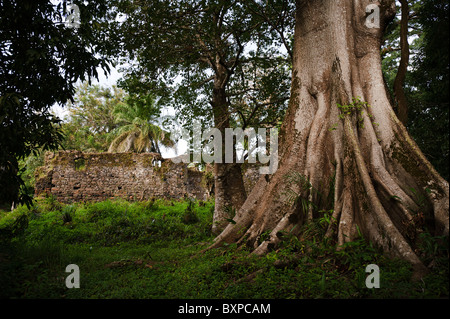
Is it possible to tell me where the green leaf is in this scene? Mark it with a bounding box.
[390,195,402,202]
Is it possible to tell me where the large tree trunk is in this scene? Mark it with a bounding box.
[211,63,247,235]
[209,0,449,276]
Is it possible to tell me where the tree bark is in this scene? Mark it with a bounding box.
[211,63,247,235]
[209,0,449,277]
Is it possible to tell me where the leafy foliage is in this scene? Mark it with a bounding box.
[108,93,174,154]
[407,0,449,181]
[60,83,174,155]
[0,94,62,206]
[382,0,449,180]
[0,0,115,205]
[62,82,127,152]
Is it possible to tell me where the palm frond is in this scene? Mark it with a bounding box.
[108,131,130,153]
[108,95,175,154]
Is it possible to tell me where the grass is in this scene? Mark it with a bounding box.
[0,196,448,299]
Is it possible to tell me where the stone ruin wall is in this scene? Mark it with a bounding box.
[34,151,260,203]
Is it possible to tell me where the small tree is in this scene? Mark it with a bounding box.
[62,83,126,152]
[114,0,293,233]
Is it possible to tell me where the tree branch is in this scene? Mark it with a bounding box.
[247,0,293,59]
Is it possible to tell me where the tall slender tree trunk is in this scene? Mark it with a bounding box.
[211,63,247,235]
[209,0,449,277]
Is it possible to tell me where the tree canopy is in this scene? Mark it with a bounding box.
[114,0,293,130]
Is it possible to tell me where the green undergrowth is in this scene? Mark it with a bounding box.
[0,197,448,299]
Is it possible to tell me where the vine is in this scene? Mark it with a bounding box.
[337,96,369,129]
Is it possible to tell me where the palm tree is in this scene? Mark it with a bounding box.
[108,94,174,154]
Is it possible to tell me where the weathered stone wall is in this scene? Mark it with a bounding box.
[34,151,210,203]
